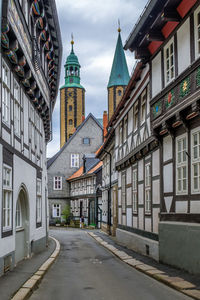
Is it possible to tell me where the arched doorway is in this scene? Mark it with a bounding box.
[15,187,29,264]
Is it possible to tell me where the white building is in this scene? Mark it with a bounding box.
[0,0,62,274]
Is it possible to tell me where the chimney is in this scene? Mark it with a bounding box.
[103,111,108,141]
[82,115,85,123]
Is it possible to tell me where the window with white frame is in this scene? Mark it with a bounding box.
[165,41,175,84]
[36,179,42,223]
[53,176,62,190]
[134,101,138,131]
[122,172,126,214]
[191,129,200,193]
[145,163,151,213]
[71,154,79,168]
[87,179,90,194]
[176,135,187,194]
[2,61,10,125]
[197,12,200,55]
[132,168,137,213]
[119,122,123,145]
[30,105,35,149]
[16,201,22,228]
[14,79,21,136]
[52,204,61,218]
[141,90,146,124]
[3,165,12,231]
[123,116,128,142]
[195,8,200,57]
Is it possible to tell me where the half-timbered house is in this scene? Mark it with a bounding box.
[125,0,200,273]
[67,155,102,228]
[0,0,62,275]
[109,62,160,260]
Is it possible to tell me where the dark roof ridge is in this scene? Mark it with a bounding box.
[47,113,103,169]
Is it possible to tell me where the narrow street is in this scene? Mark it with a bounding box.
[30,229,191,300]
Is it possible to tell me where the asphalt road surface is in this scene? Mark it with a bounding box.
[30,229,192,300]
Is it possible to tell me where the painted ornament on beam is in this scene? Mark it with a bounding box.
[36,17,44,29]
[31,0,41,16]
[1,33,9,49]
[196,67,200,87]
[180,77,190,98]
[5,49,18,64]
[165,89,175,109]
[14,65,25,77]
[152,100,162,119]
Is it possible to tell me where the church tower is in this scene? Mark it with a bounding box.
[107,27,130,121]
[60,38,85,148]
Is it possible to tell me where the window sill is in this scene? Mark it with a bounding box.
[144,212,152,216]
[16,227,24,232]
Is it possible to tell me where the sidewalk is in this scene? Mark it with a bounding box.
[88,230,200,300]
[0,237,58,300]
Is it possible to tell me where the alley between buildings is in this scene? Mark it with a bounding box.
[29,229,191,300]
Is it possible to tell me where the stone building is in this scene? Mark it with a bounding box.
[0,0,62,275]
[47,114,103,223]
[124,0,200,274]
[60,39,85,148]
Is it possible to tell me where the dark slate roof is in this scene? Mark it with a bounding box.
[97,118,103,126]
[47,113,103,169]
[83,154,100,173]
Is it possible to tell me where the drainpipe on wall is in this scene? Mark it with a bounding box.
[102,149,112,235]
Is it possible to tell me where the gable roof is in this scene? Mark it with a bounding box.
[47,113,103,169]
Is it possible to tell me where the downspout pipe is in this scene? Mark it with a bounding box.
[102,149,112,235]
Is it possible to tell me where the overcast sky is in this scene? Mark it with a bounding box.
[47,0,148,157]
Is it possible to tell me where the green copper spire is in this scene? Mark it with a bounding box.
[60,37,84,89]
[107,28,130,88]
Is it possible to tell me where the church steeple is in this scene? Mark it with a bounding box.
[108,28,130,88]
[107,26,130,120]
[63,37,84,89]
[60,37,85,148]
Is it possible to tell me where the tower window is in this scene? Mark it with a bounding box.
[75,67,78,76]
[118,90,122,96]
[70,66,74,75]
[69,105,72,112]
[69,119,73,125]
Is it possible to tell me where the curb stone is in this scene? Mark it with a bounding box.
[88,232,200,300]
[10,236,60,300]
